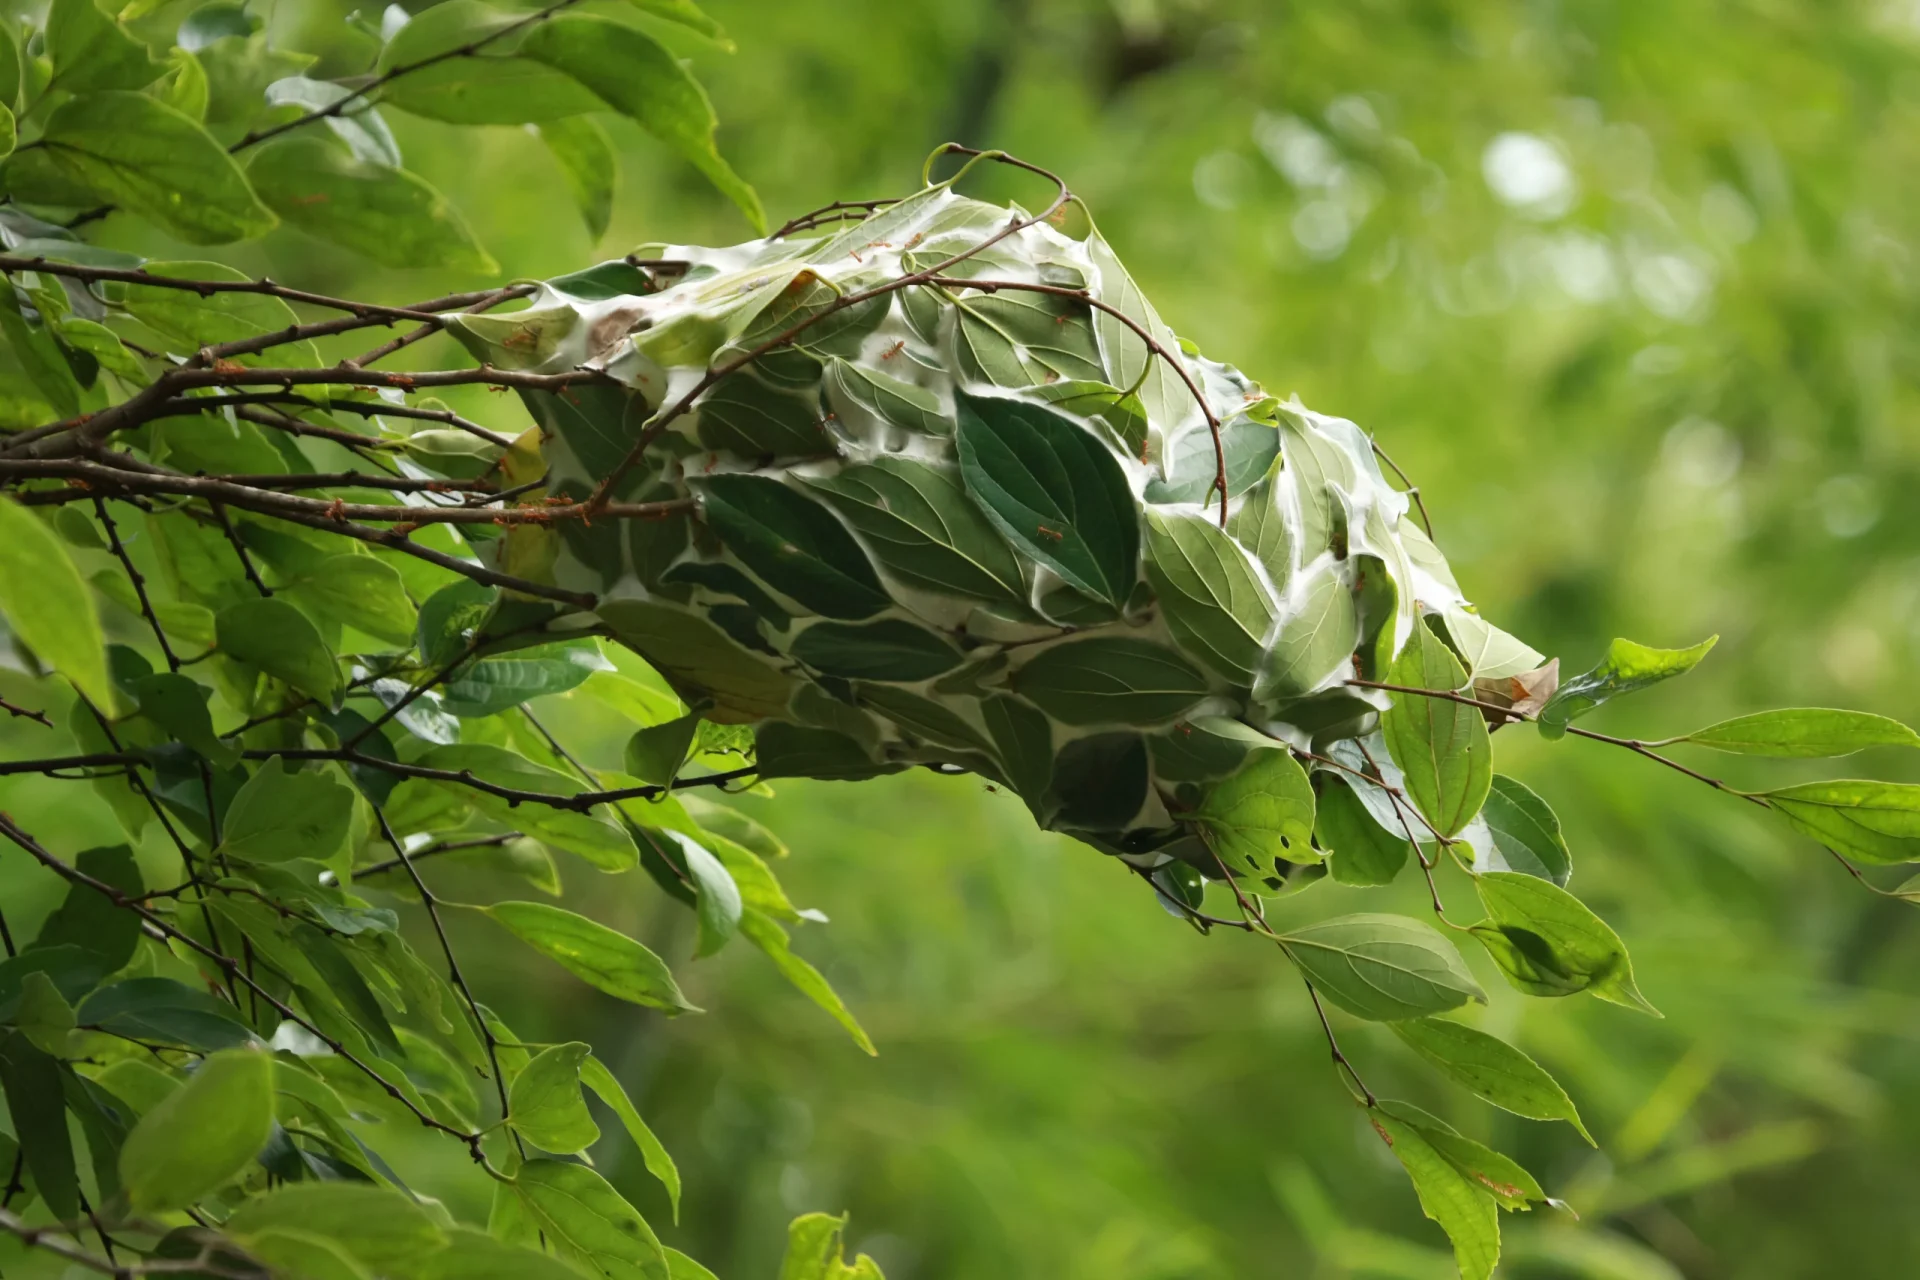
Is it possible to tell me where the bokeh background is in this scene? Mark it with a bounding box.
[6,0,1920,1275]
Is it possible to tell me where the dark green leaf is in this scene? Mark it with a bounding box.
[76,978,254,1052]
[1479,775,1572,885]
[1144,508,1276,685]
[1381,621,1492,838]
[508,1041,598,1154]
[220,756,355,864]
[626,713,701,785]
[790,619,963,682]
[1471,871,1658,1015]
[119,1047,274,1211]
[439,639,607,717]
[127,672,237,767]
[42,93,274,244]
[246,136,497,272]
[486,901,697,1014]
[515,1158,670,1280]
[0,946,112,1020]
[699,474,890,619]
[1674,708,1920,758]
[1278,913,1486,1021]
[666,831,743,957]
[216,597,340,703]
[519,14,763,230]
[801,457,1026,606]
[1143,418,1280,505]
[30,845,141,973]
[1012,637,1207,726]
[694,367,831,456]
[955,392,1138,609]
[1193,748,1318,876]
[0,274,81,416]
[0,1032,79,1217]
[954,289,1104,388]
[0,497,110,708]
[1315,774,1411,886]
[823,357,950,437]
[1390,1017,1592,1142]
[1537,635,1718,739]
[1762,779,1920,864]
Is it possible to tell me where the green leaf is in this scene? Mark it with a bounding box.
[418,1228,595,1280]
[116,260,318,366]
[414,744,638,870]
[220,755,355,864]
[515,1158,670,1280]
[119,1047,274,1212]
[509,1041,599,1154]
[1144,509,1277,686]
[823,357,951,437]
[282,554,419,647]
[664,831,743,957]
[232,1231,371,1280]
[75,977,254,1052]
[1390,1017,1593,1143]
[376,2,606,124]
[1441,607,1545,683]
[579,1053,682,1220]
[698,474,890,619]
[41,92,275,244]
[518,14,763,230]
[1278,913,1485,1022]
[1315,774,1411,886]
[16,973,75,1058]
[1537,635,1718,739]
[0,281,82,416]
[0,1032,79,1218]
[245,136,498,273]
[626,713,701,785]
[1086,230,1195,436]
[537,116,615,241]
[740,908,875,1055]
[439,640,608,717]
[127,672,236,767]
[216,597,339,703]
[1370,1109,1501,1280]
[46,0,160,94]
[790,619,963,682]
[0,498,111,709]
[1381,621,1492,838]
[1012,637,1208,726]
[30,845,141,973]
[1256,559,1360,701]
[1471,871,1658,1015]
[485,901,698,1014]
[801,457,1026,606]
[780,1210,886,1280]
[226,1183,447,1269]
[0,103,16,167]
[1672,708,1920,758]
[954,289,1104,389]
[1761,779,1920,864]
[627,0,732,47]
[1478,775,1572,886]
[955,392,1139,609]
[1192,747,1318,878]
[1144,418,1281,505]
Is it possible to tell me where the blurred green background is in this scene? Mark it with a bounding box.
[8,0,1920,1275]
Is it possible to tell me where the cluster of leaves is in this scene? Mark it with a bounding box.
[0,4,1917,1279]
[0,0,757,304]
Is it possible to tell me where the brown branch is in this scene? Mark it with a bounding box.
[165,393,514,447]
[771,198,901,240]
[348,285,537,369]
[0,696,52,728]
[356,832,521,878]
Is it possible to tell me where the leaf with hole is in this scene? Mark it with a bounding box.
[1193,748,1318,877]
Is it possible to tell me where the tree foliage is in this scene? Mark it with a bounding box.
[0,2,1913,1278]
